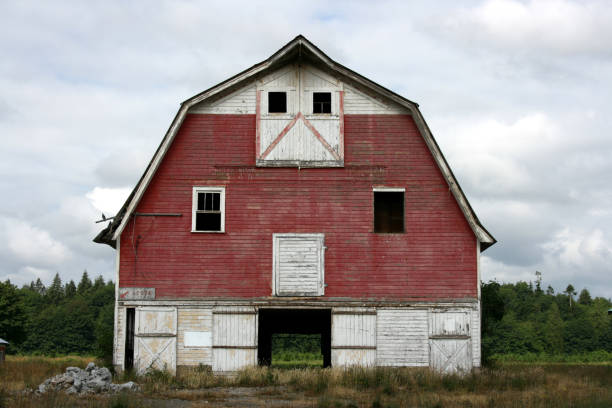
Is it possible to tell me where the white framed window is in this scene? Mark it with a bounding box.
[192,187,225,233]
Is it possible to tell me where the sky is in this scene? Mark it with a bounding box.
[1,0,610,297]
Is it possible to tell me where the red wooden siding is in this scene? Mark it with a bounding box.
[119,114,477,301]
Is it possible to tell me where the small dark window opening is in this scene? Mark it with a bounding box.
[313,92,331,114]
[196,192,221,231]
[374,191,404,233]
[268,92,287,113]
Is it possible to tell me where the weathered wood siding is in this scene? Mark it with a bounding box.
[332,310,376,366]
[134,307,177,374]
[190,86,256,115]
[428,309,472,373]
[119,113,477,300]
[212,306,257,372]
[114,306,125,368]
[177,308,213,367]
[471,307,481,367]
[274,233,324,296]
[343,86,406,114]
[376,308,429,366]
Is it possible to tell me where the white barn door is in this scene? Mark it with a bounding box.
[331,309,376,366]
[429,310,472,374]
[273,233,325,296]
[212,307,257,372]
[134,307,177,374]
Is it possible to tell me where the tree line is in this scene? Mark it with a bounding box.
[1,271,611,363]
[0,271,114,362]
[481,273,612,361]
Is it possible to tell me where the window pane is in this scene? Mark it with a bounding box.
[374,192,404,233]
[212,193,220,211]
[268,92,287,113]
[197,193,205,211]
[196,213,221,231]
[313,92,331,114]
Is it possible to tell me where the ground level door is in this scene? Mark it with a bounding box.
[258,309,331,367]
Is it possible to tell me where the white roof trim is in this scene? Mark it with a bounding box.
[111,36,495,247]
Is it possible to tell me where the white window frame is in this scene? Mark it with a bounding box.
[192,186,225,233]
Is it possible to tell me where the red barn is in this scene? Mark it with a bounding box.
[95,36,495,374]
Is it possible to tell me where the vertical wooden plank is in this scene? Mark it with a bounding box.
[339,90,344,159]
[377,309,428,366]
[255,90,261,158]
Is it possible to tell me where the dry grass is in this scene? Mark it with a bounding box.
[1,357,611,407]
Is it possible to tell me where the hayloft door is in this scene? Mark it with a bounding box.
[273,233,325,296]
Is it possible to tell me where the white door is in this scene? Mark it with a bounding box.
[134,307,177,374]
[212,307,257,372]
[273,233,325,296]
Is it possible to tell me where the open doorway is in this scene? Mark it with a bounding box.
[258,309,331,368]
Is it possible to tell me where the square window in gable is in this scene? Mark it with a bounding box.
[374,190,404,233]
[313,92,331,114]
[192,187,225,232]
[268,92,287,113]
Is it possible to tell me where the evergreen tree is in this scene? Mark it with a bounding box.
[93,275,105,290]
[33,278,46,295]
[546,285,555,295]
[64,280,77,298]
[46,273,64,304]
[77,270,92,294]
[578,288,592,305]
[0,280,26,346]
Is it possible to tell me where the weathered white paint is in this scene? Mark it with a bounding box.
[343,84,407,114]
[429,309,473,373]
[184,331,212,347]
[111,37,495,248]
[471,306,481,368]
[113,236,121,368]
[430,310,470,337]
[177,308,213,367]
[377,308,429,366]
[430,338,471,374]
[331,311,376,366]
[114,306,125,369]
[257,65,342,164]
[273,233,325,296]
[212,306,257,372]
[189,86,257,114]
[118,287,155,300]
[191,186,225,233]
[134,307,177,374]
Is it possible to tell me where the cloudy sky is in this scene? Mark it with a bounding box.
[1,0,610,297]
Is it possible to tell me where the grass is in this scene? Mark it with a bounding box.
[1,356,611,407]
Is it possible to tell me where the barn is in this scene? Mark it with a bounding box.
[95,35,495,374]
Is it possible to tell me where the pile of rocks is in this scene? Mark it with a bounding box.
[38,362,139,394]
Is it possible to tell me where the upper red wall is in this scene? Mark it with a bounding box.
[119,114,477,301]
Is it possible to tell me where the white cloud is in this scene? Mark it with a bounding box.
[438,0,612,56]
[1,217,71,265]
[86,187,131,217]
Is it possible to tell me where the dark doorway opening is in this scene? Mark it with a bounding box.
[258,309,331,367]
[125,308,135,370]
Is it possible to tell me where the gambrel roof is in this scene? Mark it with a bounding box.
[94,35,495,250]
